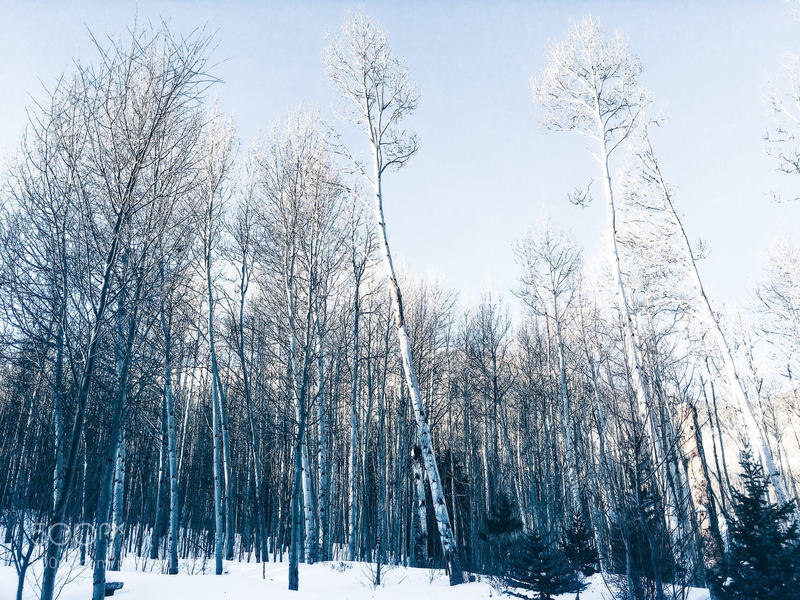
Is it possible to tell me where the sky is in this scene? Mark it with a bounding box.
[2,0,799,313]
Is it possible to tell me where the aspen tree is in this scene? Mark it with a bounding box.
[326,14,463,584]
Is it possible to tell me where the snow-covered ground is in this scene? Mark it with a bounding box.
[0,557,711,600]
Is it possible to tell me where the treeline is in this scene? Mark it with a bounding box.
[0,13,799,600]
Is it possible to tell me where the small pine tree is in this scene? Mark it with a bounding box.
[484,490,523,537]
[503,529,587,600]
[718,449,800,600]
[562,511,598,577]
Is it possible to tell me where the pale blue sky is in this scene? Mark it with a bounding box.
[2,1,799,310]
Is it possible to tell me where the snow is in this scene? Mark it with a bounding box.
[0,558,712,600]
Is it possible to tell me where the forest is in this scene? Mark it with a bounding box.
[1,8,799,600]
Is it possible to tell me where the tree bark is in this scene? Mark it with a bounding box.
[162,300,180,575]
[109,430,126,571]
[371,148,463,584]
[411,444,429,566]
[348,279,361,562]
[678,402,724,571]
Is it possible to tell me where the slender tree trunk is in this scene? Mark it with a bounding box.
[80,443,88,566]
[283,240,315,584]
[93,272,142,600]
[211,369,224,575]
[41,208,127,600]
[14,534,37,600]
[162,301,180,575]
[206,205,229,572]
[598,144,653,449]
[586,346,615,573]
[315,320,329,561]
[376,318,389,578]
[594,121,681,561]
[348,281,361,562]
[109,430,126,571]
[217,381,235,561]
[288,405,306,590]
[301,439,315,563]
[554,306,580,513]
[52,319,65,514]
[235,258,265,566]
[151,400,168,559]
[644,135,796,512]
[371,148,463,584]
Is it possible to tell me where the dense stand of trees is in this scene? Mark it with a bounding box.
[1,13,799,600]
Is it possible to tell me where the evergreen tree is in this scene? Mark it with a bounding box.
[562,511,598,576]
[718,449,800,600]
[503,529,586,600]
[483,490,523,537]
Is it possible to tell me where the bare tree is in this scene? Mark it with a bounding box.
[533,15,654,445]
[16,24,215,600]
[197,107,238,575]
[767,53,800,195]
[757,236,800,376]
[633,128,797,514]
[516,221,583,514]
[325,13,463,584]
[254,110,344,589]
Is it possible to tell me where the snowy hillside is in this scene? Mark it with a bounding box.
[0,558,711,600]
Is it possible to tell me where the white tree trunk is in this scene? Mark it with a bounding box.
[648,142,796,511]
[347,281,361,562]
[52,321,65,513]
[211,370,224,575]
[301,439,315,563]
[411,444,429,566]
[236,261,265,563]
[315,323,329,560]
[206,235,225,575]
[283,250,317,568]
[554,307,580,512]
[595,136,683,557]
[217,381,234,562]
[371,148,463,584]
[164,315,179,575]
[109,431,125,571]
[288,401,306,591]
[599,149,651,435]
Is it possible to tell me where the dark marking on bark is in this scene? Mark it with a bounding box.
[392,278,405,328]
